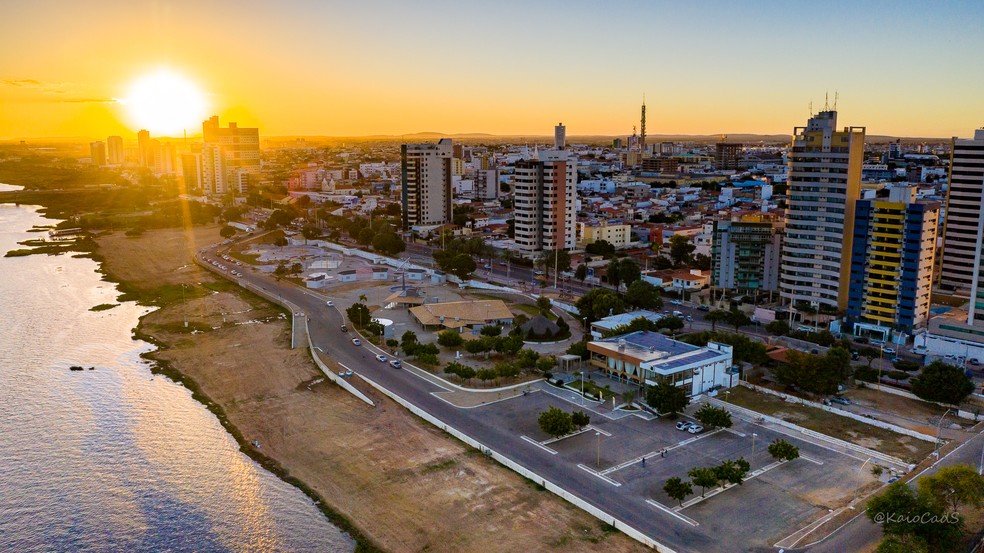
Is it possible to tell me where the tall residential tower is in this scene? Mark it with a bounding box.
[779,110,865,311]
[939,129,984,300]
[401,138,453,230]
[513,137,576,254]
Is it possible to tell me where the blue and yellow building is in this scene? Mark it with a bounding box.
[846,187,939,339]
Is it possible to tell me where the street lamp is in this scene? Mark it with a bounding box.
[596,431,601,468]
[852,457,872,508]
[752,432,758,459]
[935,408,954,459]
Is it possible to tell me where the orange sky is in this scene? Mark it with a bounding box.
[2,1,983,140]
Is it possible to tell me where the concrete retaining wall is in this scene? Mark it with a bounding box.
[854,381,983,422]
[739,382,936,442]
[355,373,674,552]
[303,319,374,406]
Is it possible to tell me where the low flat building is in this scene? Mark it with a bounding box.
[409,300,513,331]
[577,220,634,249]
[589,310,664,339]
[588,330,736,396]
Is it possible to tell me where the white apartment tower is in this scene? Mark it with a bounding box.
[199,116,260,195]
[513,144,576,254]
[940,129,984,305]
[779,110,865,311]
[401,138,453,229]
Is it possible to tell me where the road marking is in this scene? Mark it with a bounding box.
[799,454,824,465]
[520,435,557,454]
[645,499,698,527]
[797,509,868,550]
[774,506,842,549]
[600,450,664,475]
[741,418,872,464]
[577,464,622,486]
[726,428,746,437]
[590,425,612,437]
[677,460,786,510]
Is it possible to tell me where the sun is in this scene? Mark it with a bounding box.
[122,69,207,135]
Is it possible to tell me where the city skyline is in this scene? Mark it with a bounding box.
[2,0,984,140]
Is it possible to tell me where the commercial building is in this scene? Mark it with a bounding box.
[587,330,736,395]
[89,141,106,166]
[779,110,865,310]
[181,153,201,189]
[409,300,513,331]
[588,310,664,339]
[846,187,939,338]
[199,116,260,195]
[577,220,633,249]
[106,135,124,164]
[712,214,784,293]
[513,140,576,254]
[939,129,984,298]
[401,139,453,229]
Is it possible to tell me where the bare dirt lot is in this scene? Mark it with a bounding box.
[96,226,646,553]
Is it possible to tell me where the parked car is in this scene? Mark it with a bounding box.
[533,270,544,276]
[670,300,682,306]
[351,338,361,346]
[484,264,492,269]
[969,358,980,366]
[830,396,851,405]
[326,300,334,307]
[375,354,387,363]
[883,347,896,355]
[390,359,402,369]
[687,424,704,434]
[697,305,710,312]
[675,421,695,431]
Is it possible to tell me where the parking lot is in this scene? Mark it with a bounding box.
[474,384,882,551]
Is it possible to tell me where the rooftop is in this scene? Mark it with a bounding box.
[589,330,730,375]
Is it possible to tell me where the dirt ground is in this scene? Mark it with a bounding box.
[96,226,646,553]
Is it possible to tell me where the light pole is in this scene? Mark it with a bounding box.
[935,408,953,459]
[752,432,758,459]
[852,457,872,508]
[978,436,983,476]
[596,431,601,468]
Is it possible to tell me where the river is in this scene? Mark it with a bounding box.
[0,183,353,552]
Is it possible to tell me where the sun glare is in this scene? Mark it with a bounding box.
[123,69,207,136]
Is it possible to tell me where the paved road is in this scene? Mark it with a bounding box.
[201,239,976,553]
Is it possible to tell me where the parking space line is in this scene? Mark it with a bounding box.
[600,450,663,476]
[646,499,698,527]
[520,435,557,454]
[577,464,622,486]
[799,454,824,465]
[542,426,594,445]
[743,419,871,464]
[590,425,612,437]
[725,428,746,437]
[774,506,842,549]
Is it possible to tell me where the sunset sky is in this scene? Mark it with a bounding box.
[2,0,983,140]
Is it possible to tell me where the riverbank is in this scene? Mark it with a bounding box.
[96,225,646,553]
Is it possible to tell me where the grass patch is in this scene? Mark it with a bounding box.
[568,379,614,401]
[513,303,557,320]
[90,303,118,312]
[724,386,935,462]
[228,250,261,265]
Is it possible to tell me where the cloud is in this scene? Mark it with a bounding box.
[2,79,118,104]
[3,79,44,87]
[61,97,119,104]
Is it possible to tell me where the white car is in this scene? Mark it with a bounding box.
[351,338,361,346]
[375,354,387,363]
[390,359,402,369]
[676,421,695,431]
[883,347,896,355]
[326,301,334,307]
[687,424,704,434]
[533,270,544,276]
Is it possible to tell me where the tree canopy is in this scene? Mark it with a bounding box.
[911,361,974,405]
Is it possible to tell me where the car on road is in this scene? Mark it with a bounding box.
[830,396,851,405]
[687,424,704,434]
[670,300,682,305]
[484,264,492,269]
[390,359,402,369]
[685,316,694,321]
[533,270,544,276]
[340,324,348,332]
[697,305,710,312]
[882,347,896,355]
[675,421,695,431]
[375,354,387,363]
[337,369,353,377]
[326,300,334,307]
[970,358,980,366]
[351,338,361,346]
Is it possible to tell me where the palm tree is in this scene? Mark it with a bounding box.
[358,294,368,304]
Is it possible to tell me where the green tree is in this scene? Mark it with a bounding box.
[536,356,556,373]
[372,231,406,255]
[694,404,733,429]
[875,535,928,553]
[538,249,571,279]
[625,280,663,310]
[688,467,719,497]
[437,330,464,347]
[464,338,491,355]
[585,240,615,256]
[867,482,964,552]
[571,410,590,430]
[457,365,476,382]
[657,316,685,334]
[401,330,419,354]
[575,263,588,283]
[726,310,752,332]
[606,258,621,290]
[576,288,625,322]
[476,368,497,383]
[646,382,690,417]
[772,349,852,395]
[301,224,321,243]
[917,464,984,513]
[669,234,696,266]
[536,296,552,315]
[566,340,590,360]
[219,225,237,238]
[765,319,790,336]
[447,253,477,280]
[767,439,800,461]
[705,309,731,331]
[346,303,371,327]
[538,406,574,438]
[480,325,502,337]
[663,477,693,506]
[911,361,975,405]
[617,258,641,287]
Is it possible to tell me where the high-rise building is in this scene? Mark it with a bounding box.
[199,116,260,195]
[513,145,576,254]
[181,153,202,190]
[779,110,865,310]
[475,168,499,200]
[148,140,176,175]
[715,142,742,171]
[847,187,938,337]
[554,123,566,149]
[89,141,107,166]
[401,138,453,229]
[640,98,647,154]
[106,136,124,164]
[712,214,784,293]
[939,129,984,299]
[137,129,150,167]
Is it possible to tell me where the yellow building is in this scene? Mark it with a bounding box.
[577,220,633,249]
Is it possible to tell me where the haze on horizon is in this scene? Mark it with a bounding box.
[2,0,983,140]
